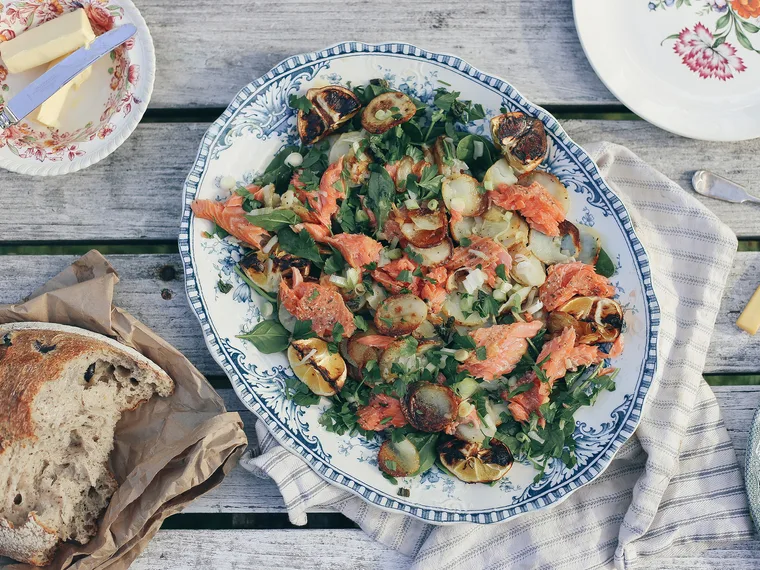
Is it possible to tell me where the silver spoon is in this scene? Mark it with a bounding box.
[692,170,760,205]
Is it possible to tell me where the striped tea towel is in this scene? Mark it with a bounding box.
[240,142,755,569]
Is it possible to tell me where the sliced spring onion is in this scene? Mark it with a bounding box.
[262,235,278,254]
[454,349,471,363]
[329,275,349,288]
[405,199,420,210]
[355,210,369,223]
[462,268,487,295]
[346,267,360,288]
[247,207,275,217]
[458,400,475,418]
[284,152,303,167]
[483,180,494,191]
[220,175,236,191]
[427,199,438,210]
[386,248,402,260]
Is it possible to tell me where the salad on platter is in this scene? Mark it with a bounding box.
[191,79,625,488]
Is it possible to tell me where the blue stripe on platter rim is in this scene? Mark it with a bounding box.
[178,41,661,524]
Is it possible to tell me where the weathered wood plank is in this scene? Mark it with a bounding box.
[140,0,611,109]
[1,120,758,242]
[0,254,758,374]
[130,529,410,570]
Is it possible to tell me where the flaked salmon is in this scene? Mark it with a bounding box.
[279,268,356,340]
[445,236,512,287]
[539,261,616,312]
[357,394,408,431]
[371,256,418,295]
[458,321,543,381]
[291,157,346,228]
[298,223,382,269]
[489,181,566,236]
[191,194,270,249]
[355,334,396,349]
[507,326,605,424]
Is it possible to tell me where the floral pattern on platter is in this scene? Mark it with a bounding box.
[650,0,760,80]
[180,42,660,524]
[0,0,141,162]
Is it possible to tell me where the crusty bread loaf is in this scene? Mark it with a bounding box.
[0,323,174,566]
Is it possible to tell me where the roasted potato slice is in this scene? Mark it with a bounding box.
[518,170,570,214]
[482,157,518,191]
[577,224,602,266]
[408,239,453,267]
[547,296,624,344]
[374,294,428,336]
[455,400,500,443]
[298,85,361,145]
[527,220,581,265]
[361,91,417,134]
[438,438,513,483]
[490,112,548,175]
[441,292,488,327]
[442,173,487,217]
[343,327,382,379]
[379,339,438,383]
[287,338,347,396]
[403,383,460,433]
[510,245,547,287]
[433,136,469,177]
[378,438,421,477]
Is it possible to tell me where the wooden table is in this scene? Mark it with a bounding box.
[2,1,760,568]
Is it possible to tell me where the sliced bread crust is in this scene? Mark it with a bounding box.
[0,322,174,566]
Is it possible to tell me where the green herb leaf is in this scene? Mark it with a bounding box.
[292,319,317,341]
[277,226,324,266]
[289,94,313,113]
[234,265,277,303]
[475,346,488,361]
[594,247,616,278]
[496,263,508,282]
[354,315,369,332]
[324,247,347,275]
[245,209,301,231]
[366,166,396,233]
[217,280,233,294]
[332,322,345,344]
[237,320,290,354]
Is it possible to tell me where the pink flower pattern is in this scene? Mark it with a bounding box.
[673,23,746,80]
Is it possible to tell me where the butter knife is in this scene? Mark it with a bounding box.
[692,170,760,205]
[0,24,137,129]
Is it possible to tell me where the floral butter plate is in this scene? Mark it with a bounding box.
[574,0,760,141]
[180,42,660,524]
[0,0,155,175]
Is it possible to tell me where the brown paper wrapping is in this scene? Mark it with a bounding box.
[0,251,248,569]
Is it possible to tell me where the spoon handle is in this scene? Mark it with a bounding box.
[692,170,758,204]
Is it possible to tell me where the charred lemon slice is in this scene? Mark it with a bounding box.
[287,338,347,396]
[361,91,416,134]
[490,112,548,175]
[547,296,624,344]
[378,438,421,477]
[438,438,513,483]
[297,85,361,145]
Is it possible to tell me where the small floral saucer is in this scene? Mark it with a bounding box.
[0,0,155,175]
[574,0,760,141]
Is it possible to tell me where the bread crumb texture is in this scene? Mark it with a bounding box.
[0,328,173,566]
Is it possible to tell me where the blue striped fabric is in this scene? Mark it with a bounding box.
[241,143,754,569]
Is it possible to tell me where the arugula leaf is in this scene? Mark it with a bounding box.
[292,319,317,341]
[289,94,313,113]
[595,247,616,277]
[237,320,290,354]
[332,322,345,344]
[277,227,324,266]
[365,166,396,232]
[451,332,476,350]
[245,209,301,231]
[254,145,300,192]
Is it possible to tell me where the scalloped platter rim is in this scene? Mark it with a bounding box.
[179,41,661,525]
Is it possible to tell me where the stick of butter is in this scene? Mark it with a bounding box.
[0,9,94,74]
[33,54,93,128]
[737,284,760,335]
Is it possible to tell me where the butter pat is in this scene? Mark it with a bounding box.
[0,9,94,74]
[33,54,92,128]
[737,284,760,335]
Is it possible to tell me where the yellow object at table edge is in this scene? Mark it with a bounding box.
[737,284,760,335]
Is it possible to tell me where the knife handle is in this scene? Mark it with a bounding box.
[0,107,18,130]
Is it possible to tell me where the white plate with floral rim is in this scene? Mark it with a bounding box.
[179,42,661,524]
[0,0,154,175]
[574,0,760,141]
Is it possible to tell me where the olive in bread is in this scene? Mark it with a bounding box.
[0,323,174,566]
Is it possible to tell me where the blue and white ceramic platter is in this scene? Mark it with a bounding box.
[179,42,660,524]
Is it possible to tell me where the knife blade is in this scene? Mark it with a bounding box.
[0,24,137,129]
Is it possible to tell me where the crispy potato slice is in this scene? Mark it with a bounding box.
[403,383,460,433]
[378,438,421,477]
[442,173,487,217]
[408,239,453,267]
[361,91,417,134]
[518,170,570,214]
[374,294,428,336]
